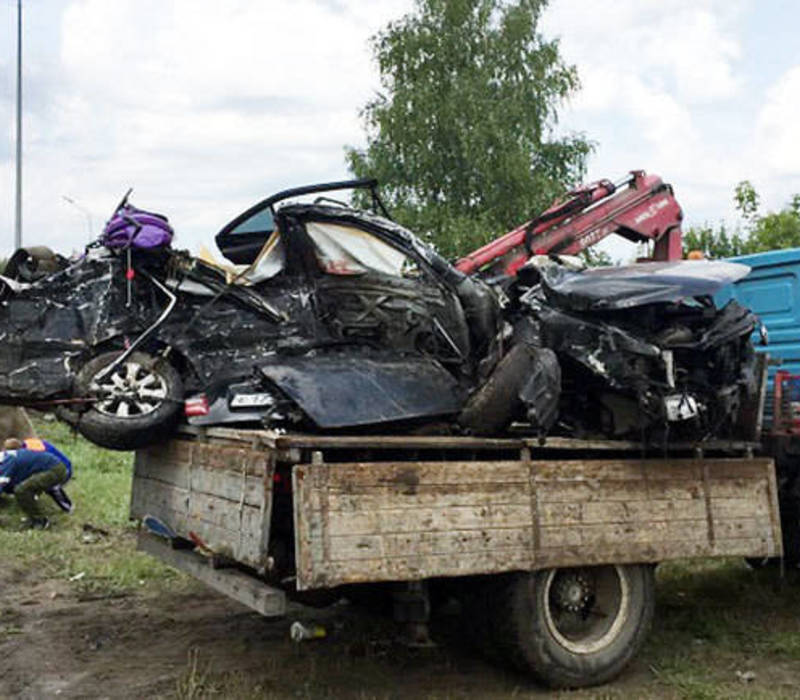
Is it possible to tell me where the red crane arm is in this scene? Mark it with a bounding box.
[455,171,683,277]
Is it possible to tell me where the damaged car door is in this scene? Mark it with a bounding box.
[204,199,477,430]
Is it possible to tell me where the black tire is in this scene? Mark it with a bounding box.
[488,565,655,689]
[458,344,536,435]
[75,351,183,450]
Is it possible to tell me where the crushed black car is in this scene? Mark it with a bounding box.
[487,257,761,441]
[0,179,499,449]
[0,179,761,450]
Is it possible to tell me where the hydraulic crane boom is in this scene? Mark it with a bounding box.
[455,170,683,277]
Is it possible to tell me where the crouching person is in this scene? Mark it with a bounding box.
[17,437,73,513]
[0,439,70,529]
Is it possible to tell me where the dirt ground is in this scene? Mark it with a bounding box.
[3,555,800,700]
[1,562,555,700]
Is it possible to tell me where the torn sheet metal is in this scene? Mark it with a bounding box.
[0,193,480,447]
[258,355,463,428]
[519,262,759,440]
[540,260,751,311]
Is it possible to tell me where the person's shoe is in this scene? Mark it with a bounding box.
[29,517,50,530]
[47,485,73,513]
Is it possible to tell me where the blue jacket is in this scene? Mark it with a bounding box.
[23,438,72,481]
[0,449,64,494]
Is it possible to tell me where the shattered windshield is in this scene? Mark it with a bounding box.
[306,221,412,276]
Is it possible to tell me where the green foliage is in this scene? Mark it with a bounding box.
[683,181,800,259]
[580,247,613,268]
[683,222,748,259]
[347,0,592,258]
[744,193,800,253]
[734,180,760,223]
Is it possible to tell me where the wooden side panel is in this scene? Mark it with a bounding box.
[137,533,286,617]
[294,457,781,590]
[131,439,275,570]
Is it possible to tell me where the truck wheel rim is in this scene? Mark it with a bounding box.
[90,361,168,418]
[542,565,630,654]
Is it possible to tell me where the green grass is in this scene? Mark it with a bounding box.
[0,418,185,595]
[642,559,800,698]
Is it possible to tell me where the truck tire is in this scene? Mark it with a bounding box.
[75,351,183,450]
[489,565,655,689]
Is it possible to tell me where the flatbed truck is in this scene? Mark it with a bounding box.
[131,426,781,688]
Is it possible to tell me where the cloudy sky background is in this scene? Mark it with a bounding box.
[1,0,798,260]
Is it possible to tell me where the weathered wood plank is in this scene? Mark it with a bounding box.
[535,479,705,504]
[139,440,195,466]
[309,461,529,486]
[579,499,708,524]
[133,438,274,570]
[326,482,530,512]
[191,442,271,476]
[137,533,285,616]
[708,478,768,499]
[320,527,534,562]
[539,520,712,548]
[534,536,776,569]
[280,434,525,450]
[130,500,264,567]
[530,437,761,453]
[134,460,265,508]
[710,497,770,519]
[293,456,780,590]
[324,504,534,537]
[132,479,263,533]
[305,549,536,587]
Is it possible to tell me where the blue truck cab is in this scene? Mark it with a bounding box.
[716,247,800,429]
[716,247,800,563]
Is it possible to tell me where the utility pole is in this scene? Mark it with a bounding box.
[14,0,23,250]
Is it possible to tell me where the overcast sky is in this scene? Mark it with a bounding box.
[1,0,799,260]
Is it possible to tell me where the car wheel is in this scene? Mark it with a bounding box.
[75,351,183,450]
[489,565,655,689]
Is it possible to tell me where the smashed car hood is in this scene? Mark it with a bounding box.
[540,260,751,311]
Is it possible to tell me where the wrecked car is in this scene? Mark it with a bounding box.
[0,177,761,451]
[0,179,499,450]
[472,257,761,441]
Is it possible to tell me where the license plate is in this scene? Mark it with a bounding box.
[230,393,274,408]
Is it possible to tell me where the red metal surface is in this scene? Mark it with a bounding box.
[455,170,684,277]
[772,370,800,435]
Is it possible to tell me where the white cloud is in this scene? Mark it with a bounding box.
[754,65,800,178]
[546,0,742,100]
[3,0,800,262]
[2,0,415,256]
[541,0,780,238]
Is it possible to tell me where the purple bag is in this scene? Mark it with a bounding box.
[102,203,174,250]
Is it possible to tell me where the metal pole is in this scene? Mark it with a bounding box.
[14,0,23,250]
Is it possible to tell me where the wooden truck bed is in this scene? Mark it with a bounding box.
[130,428,782,598]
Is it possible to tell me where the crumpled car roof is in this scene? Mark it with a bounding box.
[540,260,751,311]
